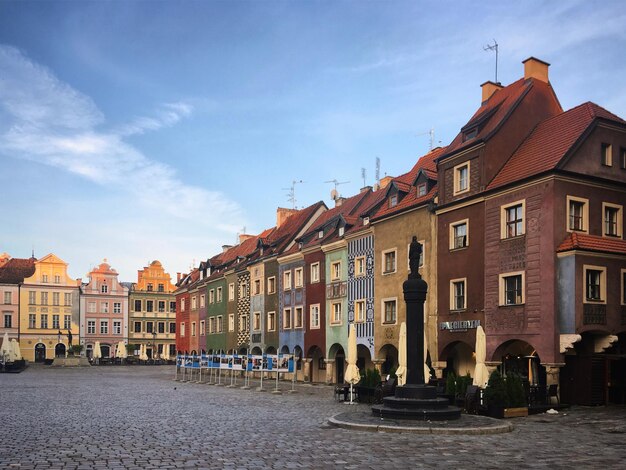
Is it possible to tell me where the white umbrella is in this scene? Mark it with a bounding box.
[162,344,170,361]
[117,341,127,359]
[11,339,22,360]
[396,322,407,386]
[473,325,489,388]
[93,341,102,359]
[140,343,148,361]
[1,333,11,362]
[424,330,431,384]
[344,323,360,404]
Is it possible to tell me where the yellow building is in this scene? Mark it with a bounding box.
[129,261,177,359]
[19,254,80,362]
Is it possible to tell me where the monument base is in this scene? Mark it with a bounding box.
[51,357,92,367]
[372,384,462,421]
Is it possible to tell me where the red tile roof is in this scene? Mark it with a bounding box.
[0,257,36,284]
[557,232,626,255]
[488,102,626,189]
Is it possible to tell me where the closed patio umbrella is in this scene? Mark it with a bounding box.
[1,333,11,362]
[473,325,489,388]
[344,323,360,404]
[117,341,127,359]
[396,322,407,386]
[162,344,170,361]
[93,341,102,362]
[11,339,22,360]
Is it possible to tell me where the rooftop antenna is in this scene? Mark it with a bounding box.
[282,180,303,209]
[361,168,367,188]
[324,179,350,201]
[374,157,381,190]
[417,128,435,151]
[483,39,499,83]
[236,226,247,244]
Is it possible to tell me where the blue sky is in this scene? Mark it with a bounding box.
[1,0,625,281]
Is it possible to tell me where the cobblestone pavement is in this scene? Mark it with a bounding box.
[1,366,625,469]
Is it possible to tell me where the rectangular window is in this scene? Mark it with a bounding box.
[283,271,292,290]
[283,308,292,329]
[310,263,320,283]
[267,311,275,332]
[584,265,606,303]
[200,320,205,336]
[52,314,60,329]
[191,321,196,337]
[64,315,71,329]
[208,317,215,334]
[41,292,48,305]
[601,143,612,166]
[294,268,303,288]
[29,314,36,328]
[101,284,108,293]
[229,283,235,301]
[114,302,122,314]
[267,277,276,294]
[331,302,342,325]
[294,307,303,328]
[87,320,96,334]
[64,293,71,306]
[42,274,48,283]
[113,321,121,335]
[192,296,197,309]
[170,301,176,312]
[158,283,164,292]
[603,203,623,237]
[622,269,626,305]
[101,302,109,314]
[134,321,142,333]
[199,295,205,308]
[355,299,366,322]
[54,274,60,284]
[209,290,215,304]
[567,196,588,232]
[499,272,525,306]
[383,300,396,324]
[355,257,366,277]
[453,161,470,195]
[621,147,626,170]
[100,320,108,335]
[146,321,153,334]
[228,314,235,332]
[147,284,153,292]
[382,250,396,274]
[40,314,48,328]
[450,279,466,310]
[52,292,59,306]
[157,301,165,312]
[417,183,427,197]
[450,220,468,249]
[254,279,261,295]
[310,304,320,329]
[331,261,341,280]
[501,200,525,239]
[253,312,261,331]
[181,322,185,337]
[169,322,176,334]
[3,313,11,328]
[389,194,398,208]
[134,299,142,311]
[158,322,165,334]
[217,287,222,302]
[88,302,96,313]
[217,316,223,333]
[29,291,36,305]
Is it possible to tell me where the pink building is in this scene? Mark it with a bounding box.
[79,260,129,358]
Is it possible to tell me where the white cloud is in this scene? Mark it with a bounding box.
[0,45,244,278]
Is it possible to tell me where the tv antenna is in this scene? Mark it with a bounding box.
[483,39,499,83]
[361,168,367,188]
[282,180,303,209]
[417,128,436,151]
[324,179,349,201]
[236,226,247,244]
[374,157,381,190]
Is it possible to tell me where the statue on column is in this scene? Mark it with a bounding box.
[408,236,422,279]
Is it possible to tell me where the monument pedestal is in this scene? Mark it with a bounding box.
[372,384,461,420]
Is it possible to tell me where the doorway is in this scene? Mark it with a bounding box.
[34,343,46,363]
[55,343,66,357]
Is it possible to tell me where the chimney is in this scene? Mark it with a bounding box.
[481,80,503,104]
[222,245,233,253]
[379,176,393,189]
[360,185,372,193]
[334,197,345,207]
[177,272,181,282]
[522,57,550,83]
[276,207,297,228]
[239,234,254,244]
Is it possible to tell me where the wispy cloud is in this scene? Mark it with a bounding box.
[0,45,243,231]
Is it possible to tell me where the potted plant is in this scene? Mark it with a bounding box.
[356,368,381,404]
[443,372,457,405]
[483,370,508,418]
[70,344,83,356]
[503,373,528,417]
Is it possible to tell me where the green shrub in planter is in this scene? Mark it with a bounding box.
[455,373,472,398]
[445,372,457,396]
[484,370,508,407]
[505,373,526,408]
[359,368,381,388]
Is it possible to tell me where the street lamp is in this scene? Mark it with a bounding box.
[152,331,157,364]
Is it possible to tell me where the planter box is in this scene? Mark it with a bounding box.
[504,407,528,418]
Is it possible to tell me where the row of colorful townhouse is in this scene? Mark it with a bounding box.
[0,254,179,362]
[174,57,626,406]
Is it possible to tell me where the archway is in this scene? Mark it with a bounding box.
[307,345,324,383]
[251,346,262,355]
[328,343,345,384]
[356,344,373,371]
[377,344,398,375]
[265,346,277,355]
[85,344,93,359]
[238,347,247,355]
[54,343,66,358]
[440,340,475,378]
[280,345,290,354]
[34,343,46,363]
[101,344,111,358]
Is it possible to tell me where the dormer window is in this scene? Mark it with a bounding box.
[318,230,323,239]
[363,217,370,225]
[453,162,470,195]
[463,128,478,141]
[417,183,427,197]
[389,194,398,208]
[339,227,345,237]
